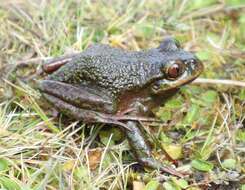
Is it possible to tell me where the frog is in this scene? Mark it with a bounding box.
[38,37,203,177]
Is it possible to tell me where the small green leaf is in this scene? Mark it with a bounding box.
[143,180,159,190]
[162,144,182,160]
[191,159,213,172]
[184,104,200,124]
[222,159,236,169]
[156,108,172,121]
[171,177,188,189]
[163,181,180,190]
[165,99,183,109]
[172,178,188,189]
[0,159,9,172]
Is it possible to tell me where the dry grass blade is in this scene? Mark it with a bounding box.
[193,78,245,87]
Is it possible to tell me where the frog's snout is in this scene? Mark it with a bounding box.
[185,58,204,79]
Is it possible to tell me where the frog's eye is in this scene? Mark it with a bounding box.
[165,60,185,80]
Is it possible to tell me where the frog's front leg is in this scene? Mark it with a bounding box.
[125,121,183,177]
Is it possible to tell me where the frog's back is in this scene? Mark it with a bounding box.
[48,44,160,97]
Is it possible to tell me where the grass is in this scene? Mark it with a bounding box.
[0,0,245,189]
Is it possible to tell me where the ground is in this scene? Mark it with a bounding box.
[0,0,244,190]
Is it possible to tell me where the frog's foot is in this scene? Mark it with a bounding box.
[125,121,184,178]
[139,158,184,178]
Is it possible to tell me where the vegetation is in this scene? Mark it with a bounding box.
[0,0,244,189]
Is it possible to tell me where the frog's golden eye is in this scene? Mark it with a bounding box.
[165,60,185,80]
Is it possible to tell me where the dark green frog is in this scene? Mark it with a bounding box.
[38,37,203,177]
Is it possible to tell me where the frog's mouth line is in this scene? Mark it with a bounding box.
[152,60,204,94]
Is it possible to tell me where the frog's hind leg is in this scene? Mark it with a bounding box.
[125,121,183,177]
[41,92,131,130]
[38,80,114,114]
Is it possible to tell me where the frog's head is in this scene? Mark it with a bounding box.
[150,37,204,95]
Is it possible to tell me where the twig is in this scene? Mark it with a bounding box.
[192,78,245,87]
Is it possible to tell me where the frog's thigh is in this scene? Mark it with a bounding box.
[42,93,114,123]
[39,80,114,113]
